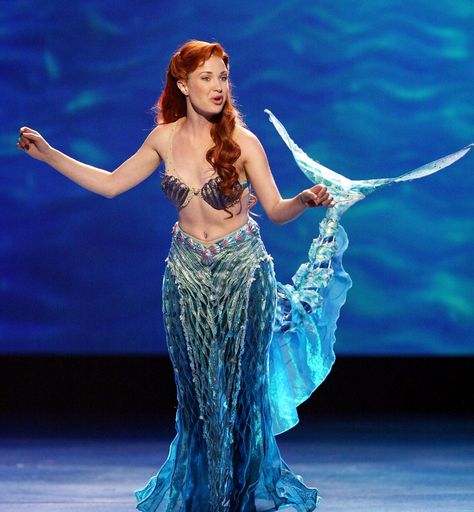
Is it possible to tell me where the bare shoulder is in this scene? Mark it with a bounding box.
[144,121,177,160]
[233,125,265,162]
[234,125,262,147]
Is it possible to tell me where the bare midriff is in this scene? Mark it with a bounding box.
[176,185,251,243]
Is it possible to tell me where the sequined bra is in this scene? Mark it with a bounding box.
[161,121,250,211]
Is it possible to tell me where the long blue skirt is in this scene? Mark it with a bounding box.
[134,218,322,511]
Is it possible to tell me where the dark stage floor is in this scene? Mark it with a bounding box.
[0,413,473,511]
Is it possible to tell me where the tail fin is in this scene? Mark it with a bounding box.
[265,109,472,435]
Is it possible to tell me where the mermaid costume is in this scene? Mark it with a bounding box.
[134,113,472,511]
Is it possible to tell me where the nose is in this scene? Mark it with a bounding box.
[213,77,222,91]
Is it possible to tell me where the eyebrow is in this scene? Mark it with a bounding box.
[199,70,228,75]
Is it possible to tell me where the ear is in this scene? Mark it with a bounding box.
[176,79,188,96]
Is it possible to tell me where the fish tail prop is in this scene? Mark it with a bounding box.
[268,214,351,435]
[264,109,473,436]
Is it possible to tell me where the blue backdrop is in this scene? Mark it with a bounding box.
[2,1,473,355]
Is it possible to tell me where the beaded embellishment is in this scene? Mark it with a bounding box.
[171,218,260,266]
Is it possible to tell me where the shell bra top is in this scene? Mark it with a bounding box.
[161,121,250,211]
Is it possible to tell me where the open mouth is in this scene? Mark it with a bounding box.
[211,95,224,105]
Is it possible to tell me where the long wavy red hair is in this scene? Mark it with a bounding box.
[153,40,257,218]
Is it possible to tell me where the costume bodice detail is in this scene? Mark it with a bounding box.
[161,121,250,211]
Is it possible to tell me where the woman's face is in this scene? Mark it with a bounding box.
[178,55,229,118]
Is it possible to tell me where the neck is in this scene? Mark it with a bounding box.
[183,103,219,139]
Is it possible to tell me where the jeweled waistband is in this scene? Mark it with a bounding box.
[171,217,260,265]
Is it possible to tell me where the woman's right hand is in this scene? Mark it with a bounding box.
[16,127,54,162]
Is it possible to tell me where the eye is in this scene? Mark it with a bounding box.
[201,76,211,81]
[220,76,228,81]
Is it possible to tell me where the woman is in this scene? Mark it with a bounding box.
[17,40,334,511]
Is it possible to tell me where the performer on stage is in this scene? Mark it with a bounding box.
[17,39,472,512]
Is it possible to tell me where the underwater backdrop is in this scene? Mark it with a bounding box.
[1,0,473,355]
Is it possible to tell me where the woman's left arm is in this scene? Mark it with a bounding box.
[240,129,333,225]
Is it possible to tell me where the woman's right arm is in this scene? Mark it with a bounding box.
[17,126,163,199]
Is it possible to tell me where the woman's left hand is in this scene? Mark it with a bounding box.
[298,184,334,208]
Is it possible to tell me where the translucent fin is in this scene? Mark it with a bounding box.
[265,108,473,205]
[265,109,472,435]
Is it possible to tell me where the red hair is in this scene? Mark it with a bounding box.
[153,40,257,218]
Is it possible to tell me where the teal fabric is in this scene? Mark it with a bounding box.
[269,218,351,435]
[135,218,322,511]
